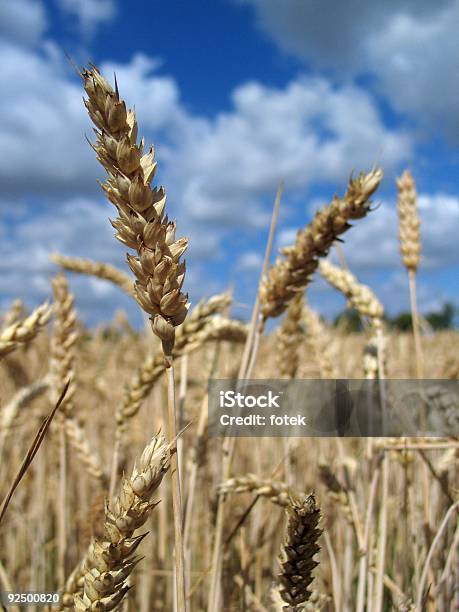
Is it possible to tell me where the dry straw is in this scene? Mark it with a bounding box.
[51,254,135,297]
[260,169,383,322]
[0,302,50,358]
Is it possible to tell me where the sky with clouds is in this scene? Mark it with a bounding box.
[0,0,458,326]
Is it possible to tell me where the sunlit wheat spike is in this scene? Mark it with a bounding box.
[396,169,421,272]
[82,65,188,356]
[260,169,383,322]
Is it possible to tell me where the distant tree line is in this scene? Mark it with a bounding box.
[333,302,457,332]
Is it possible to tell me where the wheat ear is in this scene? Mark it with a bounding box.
[260,169,383,322]
[218,478,322,609]
[51,253,135,297]
[83,64,188,609]
[276,293,304,379]
[82,65,188,355]
[278,494,322,610]
[319,260,386,379]
[396,170,420,273]
[1,299,23,327]
[319,260,383,327]
[219,475,302,508]
[0,302,50,358]
[302,301,336,379]
[396,169,423,379]
[69,434,171,610]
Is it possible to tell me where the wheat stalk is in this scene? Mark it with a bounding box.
[82,64,190,609]
[51,253,135,297]
[260,169,383,322]
[0,302,50,358]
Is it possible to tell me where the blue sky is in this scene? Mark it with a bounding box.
[0,0,458,327]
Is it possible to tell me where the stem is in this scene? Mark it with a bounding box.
[416,501,459,609]
[58,418,67,587]
[108,436,121,503]
[207,183,283,611]
[166,358,187,612]
[372,453,389,612]
[356,462,380,612]
[408,269,423,379]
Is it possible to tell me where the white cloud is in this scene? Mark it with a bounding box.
[0,31,429,325]
[236,251,263,272]
[240,0,459,138]
[56,0,116,35]
[0,0,47,46]
[167,77,410,231]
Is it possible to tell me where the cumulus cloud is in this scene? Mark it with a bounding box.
[0,0,48,46]
[56,0,116,35]
[240,0,459,138]
[8,16,454,325]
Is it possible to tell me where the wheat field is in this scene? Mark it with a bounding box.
[0,66,457,612]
